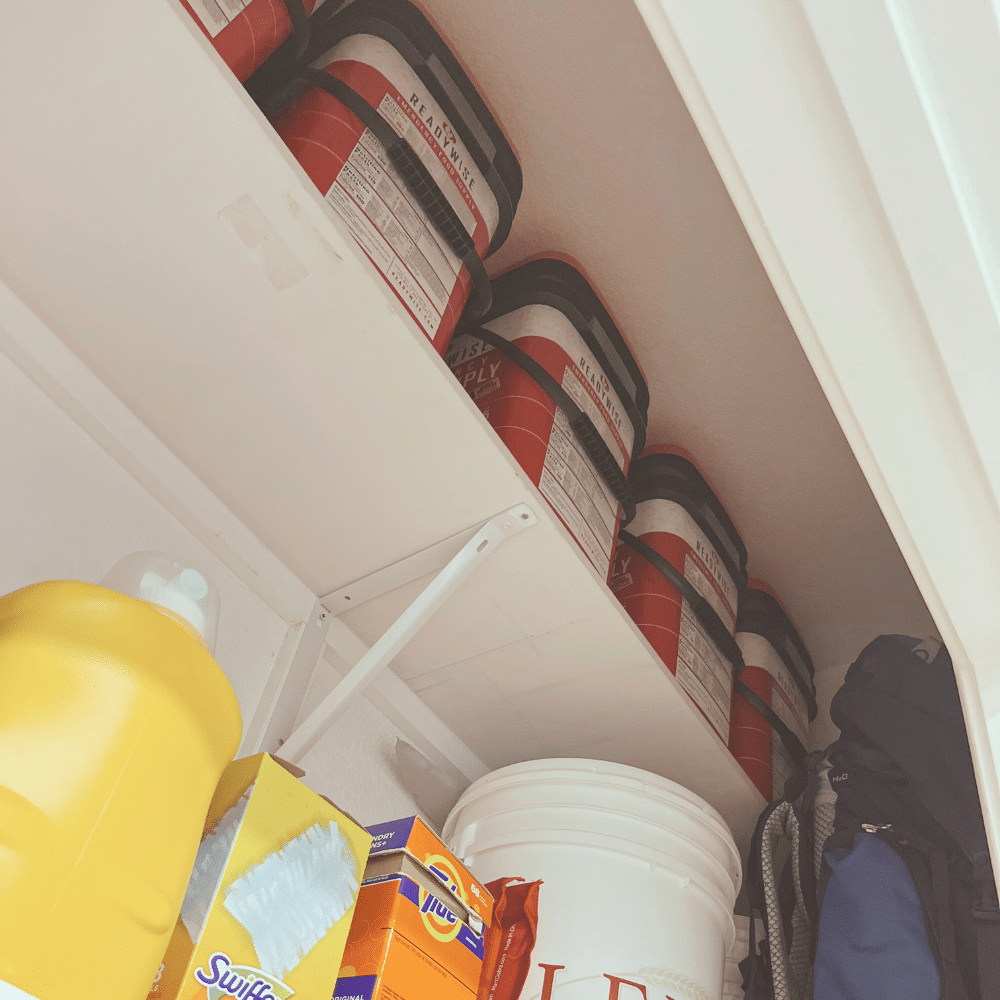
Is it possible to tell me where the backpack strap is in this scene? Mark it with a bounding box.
[892,827,966,1000]
[833,763,974,1000]
[973,854,1000,1000]
[743,754,836,1000]
[619,527,808,767]
[297,69,493,320]
[463,325,636,523]
[739,921,775,1000]
[741,799,785,1000]
[834,638,1000,999]
[763,801,813,1000]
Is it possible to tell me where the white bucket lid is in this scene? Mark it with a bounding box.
[444,758,741,904]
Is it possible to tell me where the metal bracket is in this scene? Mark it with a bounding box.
[279,504,537,763]
[322,620,489,783]
[242,599,332,755]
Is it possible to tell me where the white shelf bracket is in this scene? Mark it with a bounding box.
[279,503,537,763]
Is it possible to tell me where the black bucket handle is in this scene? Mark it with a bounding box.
[619,528,808,767]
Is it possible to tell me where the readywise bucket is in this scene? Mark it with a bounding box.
[611,449,747,742]
[271,0,522,354]
[180,0,328,83]
[728,583,816,800]
[446,258,649,580]
[443,759,741,1000]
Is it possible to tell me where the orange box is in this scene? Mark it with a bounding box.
[365,815,493,927]
[333,816,492,1000]
[334,865,485,1000]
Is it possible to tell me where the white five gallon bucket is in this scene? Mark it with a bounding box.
[443,759,741,1000]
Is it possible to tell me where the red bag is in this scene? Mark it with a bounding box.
[478,877,542,1000]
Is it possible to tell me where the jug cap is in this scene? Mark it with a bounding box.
[101,552,221,654]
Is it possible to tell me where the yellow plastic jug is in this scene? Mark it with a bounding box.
[0,554,242,1000]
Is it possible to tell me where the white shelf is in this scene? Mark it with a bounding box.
[0,0,937,669]
[6,0,1000,881]
[323,510,766,848]
[0,0,769,845]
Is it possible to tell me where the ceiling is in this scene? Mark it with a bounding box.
[411,0,937,674]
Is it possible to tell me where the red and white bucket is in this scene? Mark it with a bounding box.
[446,258,649,580]
[180,0,326,82]
[269,0,521,355]
[728,583,816,800]
[611,449,747,742]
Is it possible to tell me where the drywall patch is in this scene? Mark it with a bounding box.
[219,195,308,291]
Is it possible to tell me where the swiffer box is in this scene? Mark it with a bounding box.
[149,753,372,1000]
[334,816,493,1000]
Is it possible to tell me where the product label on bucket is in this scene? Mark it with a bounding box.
[513,959,716,1000]
[733,633,809,798]
[315,35,499,343]
[448,304,633,575]
[737,632,808,728]
[185,0,249,37]
[616,499,738,740]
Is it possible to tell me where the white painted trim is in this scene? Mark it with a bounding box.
[800,0,1000,494]
[243,619,308,755]
[0,281,316,624]
[241,601,333,756]
[636,0,1000,867]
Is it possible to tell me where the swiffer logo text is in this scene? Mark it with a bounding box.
[195,953,294,1000]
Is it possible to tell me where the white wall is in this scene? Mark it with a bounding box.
[0,349,288,731]
[810,662,850,750]
[1,342,428,826]
[298,696,426,829]
[296,651,425,828]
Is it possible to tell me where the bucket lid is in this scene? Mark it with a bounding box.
[251,0,522,256]
[443,758,741,904]
[738,586,817,718]
[483,258,650,460]
[444,758,737,854]
[628,452,748,590]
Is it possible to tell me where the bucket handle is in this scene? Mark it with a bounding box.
[453,821,477,862]
[295,69,493,320]
[458,324,636,523]
[618,529,808,768]
[279,0,314,60]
